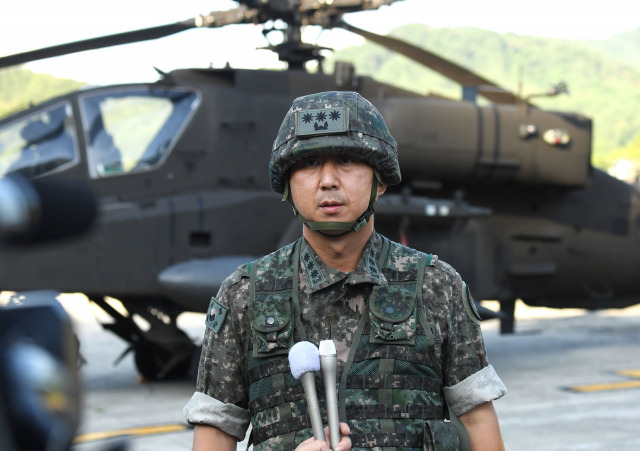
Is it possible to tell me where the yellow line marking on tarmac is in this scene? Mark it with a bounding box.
[618,369,640,378]
[570,369,640,393]
[74,424,190,443]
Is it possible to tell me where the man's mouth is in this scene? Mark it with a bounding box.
[319,200,343,214]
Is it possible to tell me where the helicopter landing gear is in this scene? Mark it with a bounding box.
[130,326,195,381]
[499,299,517,334]
[90,296,197,380]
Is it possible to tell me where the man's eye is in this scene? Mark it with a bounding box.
[340,156,352,164]
[299,159,319,168]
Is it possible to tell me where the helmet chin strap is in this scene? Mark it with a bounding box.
[283,172,381,239]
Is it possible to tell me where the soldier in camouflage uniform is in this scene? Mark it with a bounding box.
[184,91,506,451]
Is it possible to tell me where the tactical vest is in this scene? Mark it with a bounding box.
[245,237,467,451]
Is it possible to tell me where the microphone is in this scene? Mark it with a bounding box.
[288,341,324,441]
[0,174,97,245]
[319,339,339,450]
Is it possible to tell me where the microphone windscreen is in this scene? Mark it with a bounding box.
[319,339,336,356]
[288,341,320,379]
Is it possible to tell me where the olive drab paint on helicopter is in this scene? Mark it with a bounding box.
[1,0,639,380]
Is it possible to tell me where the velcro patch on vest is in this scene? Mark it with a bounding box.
[205,297,228,333]
[295,107,348,137]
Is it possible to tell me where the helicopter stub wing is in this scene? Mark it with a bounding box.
[157,255,258,313]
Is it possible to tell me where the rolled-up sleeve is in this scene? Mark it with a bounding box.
[183,267,251,439]
[443,364,506,416]
[183,392,251,441]
[427,259,507,416]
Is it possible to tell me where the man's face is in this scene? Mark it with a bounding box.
[289,153,385,226]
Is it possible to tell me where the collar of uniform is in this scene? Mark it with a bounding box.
[300,233,388,294]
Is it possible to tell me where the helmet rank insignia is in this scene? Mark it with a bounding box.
[296,107,348,137]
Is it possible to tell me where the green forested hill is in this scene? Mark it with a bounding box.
[0,67,84,118]
[586,28,640,69]
[328,25,640,169]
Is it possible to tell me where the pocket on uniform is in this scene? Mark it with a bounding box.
[250,293,293,357]
[423,419,460,451]
[368,285,417,345]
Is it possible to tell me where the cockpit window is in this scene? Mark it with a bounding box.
[80,87,200,178]
[0,103,78,178]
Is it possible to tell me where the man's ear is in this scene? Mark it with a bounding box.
[376,183,387,198]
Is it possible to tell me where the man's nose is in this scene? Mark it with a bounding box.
[319,161,339,189]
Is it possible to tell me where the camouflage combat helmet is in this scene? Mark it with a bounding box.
[270,91,401,237]
[270,91,400,194]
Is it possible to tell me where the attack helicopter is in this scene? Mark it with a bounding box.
[1,0,639,381]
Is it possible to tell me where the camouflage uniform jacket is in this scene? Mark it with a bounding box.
[184,232,506,450]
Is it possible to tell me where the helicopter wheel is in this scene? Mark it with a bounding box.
[133,340,195,381]
[133,326,197,381]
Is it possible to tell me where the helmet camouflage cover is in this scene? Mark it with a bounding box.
[270,91,401,194]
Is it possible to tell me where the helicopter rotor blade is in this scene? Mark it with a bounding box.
[338,20,525,105]
[0,21,196,69]
[0,6,255,70]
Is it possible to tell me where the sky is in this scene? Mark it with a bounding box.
[1,0,638,85]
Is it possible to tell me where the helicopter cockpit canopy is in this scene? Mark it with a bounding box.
[0,103,78,179]
[80,87,201,178]
[0,87,201,180]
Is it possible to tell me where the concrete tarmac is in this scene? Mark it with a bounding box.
[60,296,640,451]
